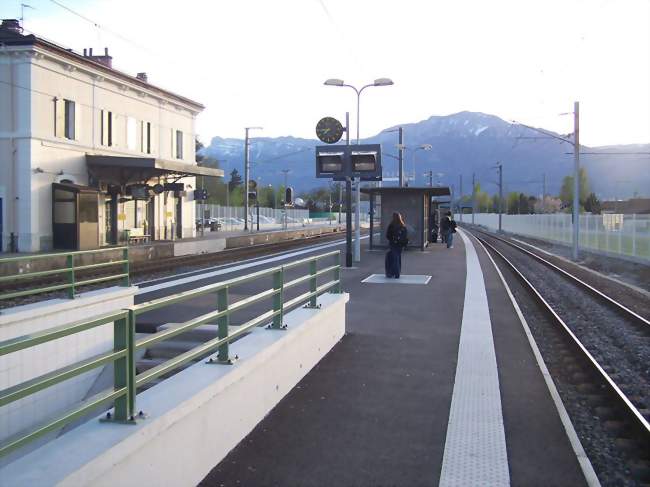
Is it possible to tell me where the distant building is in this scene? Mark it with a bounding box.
[601,198,650,214]
[0,19,222,252]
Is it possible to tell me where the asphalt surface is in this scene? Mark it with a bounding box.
[132,234,588,486]
[200,240,466,487]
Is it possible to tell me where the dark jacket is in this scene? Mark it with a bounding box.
[441,216,456,233]
[386,223,408,248]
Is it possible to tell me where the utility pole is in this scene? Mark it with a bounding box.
[244,129,250,231]
[472,173,476,225]
[496,162,503,232]
[354,111,361,263]
[542,173,547,213]
[572,101,580,261]
[243,126,262,231]
[345,112,353,267]
[398,127,404,187]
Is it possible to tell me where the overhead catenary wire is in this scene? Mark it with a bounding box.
[47,0,155,55]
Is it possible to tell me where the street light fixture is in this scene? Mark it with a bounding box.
[324,77,394,261]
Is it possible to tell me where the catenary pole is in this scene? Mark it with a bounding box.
[497,162,503,232]
[459,174,463,221]
[472,173,476,225]
[244,128,249,230]
[572,101,580,260]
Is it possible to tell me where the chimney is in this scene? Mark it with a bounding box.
[0,19,22,33]
[136,72,148,83]
[84,47,113,68]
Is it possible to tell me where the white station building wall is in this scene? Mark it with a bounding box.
[0,42,201,252]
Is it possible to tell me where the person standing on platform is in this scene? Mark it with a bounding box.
[385,212,408,278]
[441,211,457,249]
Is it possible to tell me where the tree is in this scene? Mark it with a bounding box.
[559,167,590,211]
[228,169,243,192]
[584,192,602,214]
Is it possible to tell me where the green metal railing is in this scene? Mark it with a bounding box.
[0,247,130,302]
[0,250,342,457]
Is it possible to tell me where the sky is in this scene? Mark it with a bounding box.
[2,0,649,146]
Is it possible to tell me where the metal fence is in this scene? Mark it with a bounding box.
[0,250,342,457]
[197,205,311,231]
[196,206,370,232]
[0,248,130,302]
[466,213,650,261]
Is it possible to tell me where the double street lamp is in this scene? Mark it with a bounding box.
[324,77,394,261]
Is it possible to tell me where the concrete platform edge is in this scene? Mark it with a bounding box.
[0,292,349,487]
[470,233,601,487]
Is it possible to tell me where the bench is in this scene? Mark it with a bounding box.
[127,227,151,245]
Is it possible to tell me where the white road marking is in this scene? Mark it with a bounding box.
[439,229,510,487]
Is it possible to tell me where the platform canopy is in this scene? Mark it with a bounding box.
[86,155,224,186]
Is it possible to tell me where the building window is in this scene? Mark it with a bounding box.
[141,121,152,154]
[171,128,183,159]
[54,98,75,140]
[101,110,113,146]
[127,117,137,150]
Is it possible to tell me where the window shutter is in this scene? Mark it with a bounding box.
[54,98,65,138]
[171,128,176,159]
[101,110,107,145]
[149,123,155,155]
[64,100,76,140]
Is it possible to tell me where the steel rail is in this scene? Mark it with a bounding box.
[473,233,650,441]
[471,228,649,327]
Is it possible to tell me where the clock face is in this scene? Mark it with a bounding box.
[316,117,344,144]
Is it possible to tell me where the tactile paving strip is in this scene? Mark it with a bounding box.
[439,230,510,487]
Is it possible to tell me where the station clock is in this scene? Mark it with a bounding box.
[316,117,344,144]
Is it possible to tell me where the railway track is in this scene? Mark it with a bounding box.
[466,227,650,485]
[0,230,349,309]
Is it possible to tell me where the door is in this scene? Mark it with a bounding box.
[175,192,183,239]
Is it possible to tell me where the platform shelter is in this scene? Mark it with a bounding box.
[362,187,451,250]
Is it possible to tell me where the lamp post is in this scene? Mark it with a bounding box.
[411,144,432,185]
[324,77,393,262]
[244,126,262,231]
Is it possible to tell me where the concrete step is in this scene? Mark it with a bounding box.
[145,340,200,359]
[156,323,221,342]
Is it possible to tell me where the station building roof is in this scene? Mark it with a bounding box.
[86,155,224,186]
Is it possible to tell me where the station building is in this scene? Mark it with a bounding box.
[0,19,222,252]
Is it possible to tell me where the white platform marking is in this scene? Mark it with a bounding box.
[361,274,431,285]
[439,229,510,487]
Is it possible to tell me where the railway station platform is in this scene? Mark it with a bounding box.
[199,229,594,486]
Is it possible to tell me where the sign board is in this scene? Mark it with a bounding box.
[315,144,382,181]
[194,188,208,201]
[117,213,127,221]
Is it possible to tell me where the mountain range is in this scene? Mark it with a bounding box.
[203,111,649,199]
